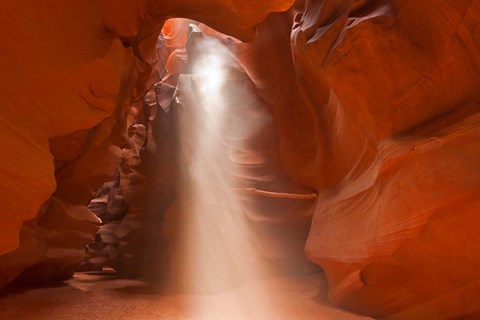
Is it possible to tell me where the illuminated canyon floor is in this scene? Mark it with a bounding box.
[0,272,371,320]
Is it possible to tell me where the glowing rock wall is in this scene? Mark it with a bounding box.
[295,1,480,318]
[235,1,480,318]
[0,0,293,288]
[1,0,480,318]
[163,0,480,317]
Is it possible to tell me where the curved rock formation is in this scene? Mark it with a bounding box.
[1,0,480,319]
[227,0,480,318]
[0,0,294,289]
[290,1,480,318]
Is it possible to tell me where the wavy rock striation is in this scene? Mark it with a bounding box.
[1,0,480,318]
[0,0,294,289]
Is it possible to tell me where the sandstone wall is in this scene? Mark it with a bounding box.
[1,1,480,318]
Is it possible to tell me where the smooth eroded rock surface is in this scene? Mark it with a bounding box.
[0,0,295,289]
[1,0,480,318]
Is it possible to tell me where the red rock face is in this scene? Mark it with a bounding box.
[160,1,480,317]
[1,0,480,318]
[0,0,294,288]
[286,1,480,318]
[0,0,141,287]
[231,0,480,318]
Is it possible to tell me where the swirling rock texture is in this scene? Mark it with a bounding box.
[161,24,320,294]
[1,0,480,319]
[0,0,293,287]
[287,1,480,319]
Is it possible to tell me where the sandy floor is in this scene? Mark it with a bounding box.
[0,272,372,320]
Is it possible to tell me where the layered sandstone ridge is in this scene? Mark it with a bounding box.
[1,0,480,319]
[289,1,480,318]
[0,0,293,288]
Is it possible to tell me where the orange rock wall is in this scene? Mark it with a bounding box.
[0,0,294,288]
[1,0,480,318]
[293,1,480,318]
[163,1,480,317]
[230,1,480,318]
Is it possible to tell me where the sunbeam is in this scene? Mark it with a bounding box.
[174,29,279,320]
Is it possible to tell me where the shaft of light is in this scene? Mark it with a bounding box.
[177,37,278,320]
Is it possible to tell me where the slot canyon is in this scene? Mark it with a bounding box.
[0,0,480,319]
